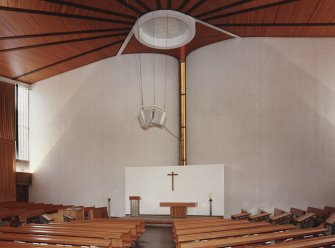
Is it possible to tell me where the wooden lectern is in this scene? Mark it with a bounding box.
[160,202,197,218]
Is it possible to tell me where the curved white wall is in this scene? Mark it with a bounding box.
[30,54,179,216]
[187,38,335,215]
[30,38,335,217]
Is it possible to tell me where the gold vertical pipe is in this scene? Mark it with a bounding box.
[180,60,186,166]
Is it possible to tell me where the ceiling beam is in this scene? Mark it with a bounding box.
[0,76,30,88]
[167,0,173,9]
[217,22,335,27]
[0,6,133,25]
[203,0,300,22]
[0,28,131,41]
[134,0,152,12]
[0,33,127,53]
[156,0,162,10]
[185,0,207,15]
[195,0,252,19]
[177,0,190,11]
[14,40,123,80]
[115,0,143,15]
[42,0,136,20]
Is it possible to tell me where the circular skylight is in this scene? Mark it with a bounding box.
[133,10,196,50]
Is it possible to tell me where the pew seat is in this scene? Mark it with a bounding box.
[231,211,251,220]
[0,232,112,247]
[176,224,296,244]
[249,211,271,222]
[179,227,327,248]
[265,234,335,247]
[175,221,271,236]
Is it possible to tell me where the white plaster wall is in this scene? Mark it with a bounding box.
[187,38,335,216]
[125,164,224,215]
[29,54,179,216]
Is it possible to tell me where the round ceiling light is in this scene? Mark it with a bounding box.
[133,10,196,50]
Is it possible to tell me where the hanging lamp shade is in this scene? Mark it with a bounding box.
[139,106,167,129]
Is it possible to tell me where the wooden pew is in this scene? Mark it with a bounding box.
[58,218,145,236]
[0,241,67,248]
[0,209,26,220]
[29,219,145,240]
[294,213,315,229]
[231,210,251,220]
[249,210,271,222]
[179,227,327,248]
[0,232,112,247]
[23,222,137,239]
[0,226,130,248]
[0,209,26,226]
[18,209,44,224]
[175,221,271,236]
[290,207,306,217]
[307,207,328,226]
[263,235,335,247]
[269,209,292,224]
[58,218,144,245]
[176,224,296,245]
[173,217,225,223]
[324,213,335,235]
[174,219,249,231]
[324,206,335,215]
[58,207,84,221]
[88,206,109,219]
[290,207,315,229]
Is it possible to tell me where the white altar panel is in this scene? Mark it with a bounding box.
[125,164,224,216]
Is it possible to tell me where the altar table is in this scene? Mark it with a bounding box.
[160,202,198,218]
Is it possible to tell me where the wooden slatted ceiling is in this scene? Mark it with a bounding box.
[0,0,335,84]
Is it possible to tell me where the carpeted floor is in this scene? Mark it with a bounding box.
[135,226,175,248]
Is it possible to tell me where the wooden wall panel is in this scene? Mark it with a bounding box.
[0,82,16,202]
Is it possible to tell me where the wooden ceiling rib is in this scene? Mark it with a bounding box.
[134,0,152,12]
[203,0,300,22]
[0,6,133,25]
[0,33,127,53]
[115,0,143,15]
[0,28,130,41]
[185,0,207,15]
[176,0,190,11]
[42,0,137,20]
[195,0,253,19]
[0,0,335,84]
[156,0,162,10]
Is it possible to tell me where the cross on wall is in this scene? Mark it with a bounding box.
[167,171,178,191]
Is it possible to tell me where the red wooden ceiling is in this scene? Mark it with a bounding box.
[0,0,335,84]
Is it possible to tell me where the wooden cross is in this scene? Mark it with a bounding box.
[167,171,178,191]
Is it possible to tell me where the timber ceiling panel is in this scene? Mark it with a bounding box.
[0,0,334,84]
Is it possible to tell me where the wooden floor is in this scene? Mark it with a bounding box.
[135,226,175,248]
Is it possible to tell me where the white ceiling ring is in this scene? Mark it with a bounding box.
[133,10,196,50]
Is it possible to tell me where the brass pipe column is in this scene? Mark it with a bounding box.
[180,60,186,166]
